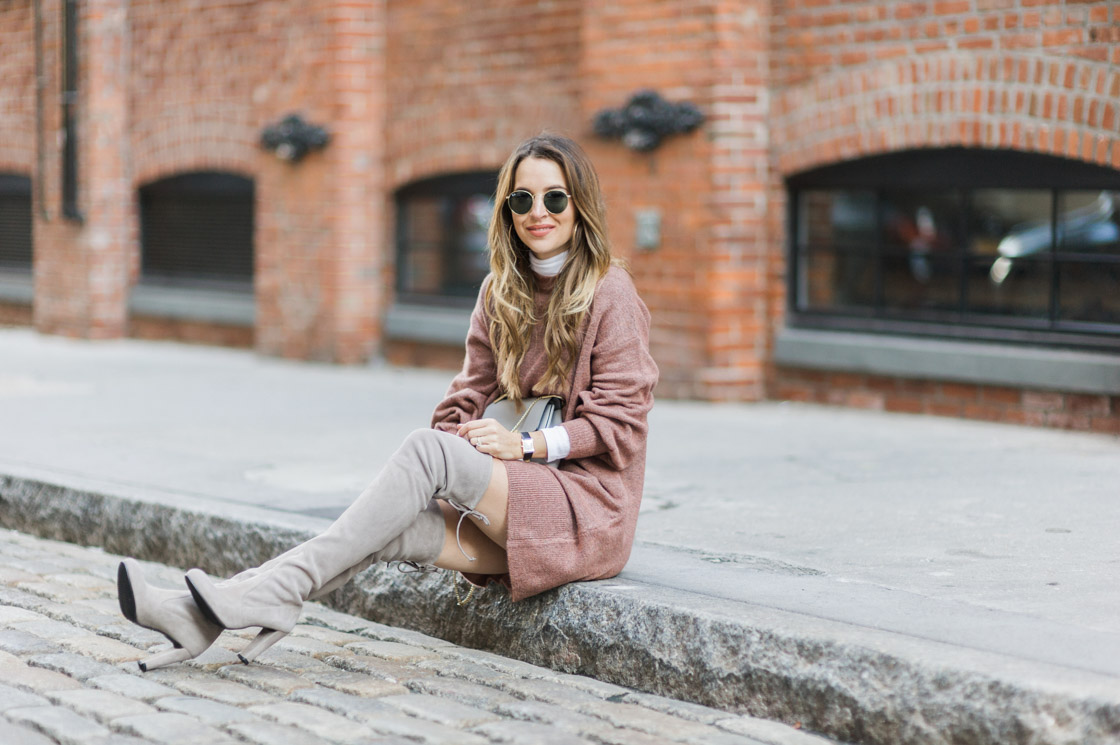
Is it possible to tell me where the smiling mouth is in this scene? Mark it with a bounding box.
[527,226,553,236]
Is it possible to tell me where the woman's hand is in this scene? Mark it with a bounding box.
[458,419,523,461]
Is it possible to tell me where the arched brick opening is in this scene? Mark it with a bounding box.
[773,52,1120,177]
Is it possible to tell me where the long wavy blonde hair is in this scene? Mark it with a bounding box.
[486,134,615,407]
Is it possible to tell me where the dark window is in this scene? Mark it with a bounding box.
[788,149,1120,351]
[61,0,80,220]
[396,172,497,306]
[0,175,33,273]
[139,172,254,291]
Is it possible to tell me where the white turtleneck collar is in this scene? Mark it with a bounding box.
[529,250,569,278]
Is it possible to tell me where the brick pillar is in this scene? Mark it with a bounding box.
[255,0,386,363]
[33,0,130,339]
[579,0,771,400]
[702,0,772,400]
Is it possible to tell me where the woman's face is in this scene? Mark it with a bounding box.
[510,157,576,261]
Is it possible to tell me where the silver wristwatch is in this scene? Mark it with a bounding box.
[520,431,535,461]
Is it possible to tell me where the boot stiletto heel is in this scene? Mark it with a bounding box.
[138,647,193,672]
[117,559,224,671]
[237,628,288,664]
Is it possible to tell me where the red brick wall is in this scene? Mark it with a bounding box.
[0,2,35,177]
[385,0,583,187]
[32,0,132,340]
[3,0,1118,433]
[577,1,772,400]
[773,370,1120,435]
[767,0,1120,431]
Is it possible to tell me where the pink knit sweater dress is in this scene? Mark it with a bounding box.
[430,265,659,601]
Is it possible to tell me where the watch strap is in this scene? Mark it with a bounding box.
[520,431,535,461]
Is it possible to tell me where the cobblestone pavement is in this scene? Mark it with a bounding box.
[0,529,836,745]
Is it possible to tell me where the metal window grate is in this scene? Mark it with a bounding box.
[0,175,33,273]
[139,172,254,291]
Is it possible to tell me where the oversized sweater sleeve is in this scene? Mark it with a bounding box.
[430,278,500,433]
[561,270,659,470]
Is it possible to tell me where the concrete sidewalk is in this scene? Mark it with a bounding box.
[2,327,1119,745]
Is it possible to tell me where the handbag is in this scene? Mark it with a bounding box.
[482,394,564,432]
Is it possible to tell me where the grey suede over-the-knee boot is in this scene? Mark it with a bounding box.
[307,500,445,600]
[184,429,491,660]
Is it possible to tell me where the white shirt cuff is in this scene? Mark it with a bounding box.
[540,425,571,463]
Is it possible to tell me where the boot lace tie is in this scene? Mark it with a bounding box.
[447,500,491,562]
[393,561,438,574]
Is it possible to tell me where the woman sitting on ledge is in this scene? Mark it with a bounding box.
[116,132,659,670]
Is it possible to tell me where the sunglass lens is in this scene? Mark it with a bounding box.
[543,191,568,214]
[507,191,533,214]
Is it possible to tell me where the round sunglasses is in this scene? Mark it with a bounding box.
[506,189,571,216]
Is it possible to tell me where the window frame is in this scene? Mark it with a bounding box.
[786,148,1120,353]
[394,170,498,309]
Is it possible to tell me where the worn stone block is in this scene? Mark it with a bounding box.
[494,699,620,739]
[172,677,280,707]
[579,700,759,745]
[248,702,378,744]
[342,640,438,662]
[615,690,728,724]
[217,664,316,696]
[224,721,336,745]
[154,695,259,726]
[715,715,839,745]
[1,653,84,694]
[51,606,122,632]
[0,722,57,745]
[442,647,551,678]
[240,648,336,676]
[5,705,111,742]
[87,673,180,703]
[15,580,101,603]
[270,634,349,659]
[407,675,520,710]
[354,623,457,650]
[0,629,63,657]
[544,671,633,699]
[288,687,398,718]
[494,677,606,707]
[111,712,232,744]
[0,586,58,614]
[0,682,50,712]
[415,656,510,686]
[0,606,44,625]
[47,687,157,724]
[469,719,590,745]
[45,572,115,592]
[299,668,409,698]
[58,634,145,663]
[376,692,500,728]
[324,653,438,685]
[287,625,368,647]
[27,651,123,681]
[9,618,95,641]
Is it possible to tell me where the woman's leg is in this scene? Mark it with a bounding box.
[433,458,511,573]
[184,430,494,637]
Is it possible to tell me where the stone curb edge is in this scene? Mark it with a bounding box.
[1,470,1118,745]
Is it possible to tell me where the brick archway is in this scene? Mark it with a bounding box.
[131,106,259,190]
[773,51,1120,178]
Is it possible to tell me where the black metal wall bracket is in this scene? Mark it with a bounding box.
[593,90,704,152]
[260,113,331,163]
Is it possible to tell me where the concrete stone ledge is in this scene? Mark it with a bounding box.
[2,469,1119,745]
